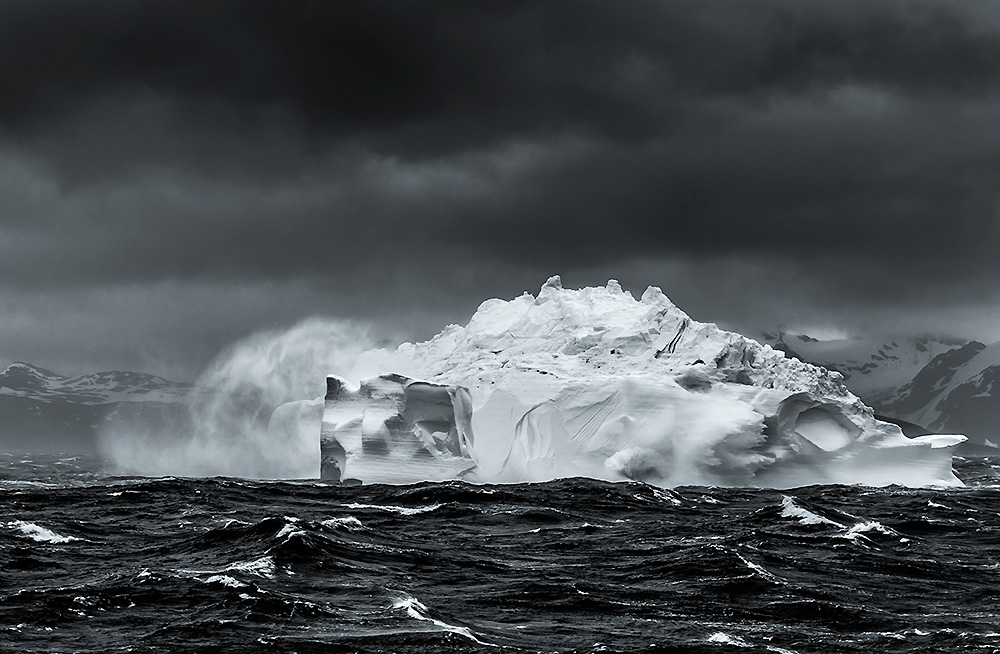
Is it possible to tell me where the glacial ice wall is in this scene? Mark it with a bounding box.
[320,277,965,487]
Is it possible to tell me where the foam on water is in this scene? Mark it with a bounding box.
[736,552,782,584]
[390,593,495,646]
[204,575,247,588]
[780,496,844,527]
[320,516,365,530]
[708,632,752,647]
[342,503,444,516]
[4,520,80,543]
[708,631,800,654]
[842,520,901,542]
[226,556,277,579]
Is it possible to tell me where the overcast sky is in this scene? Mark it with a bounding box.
[1,0,999,380]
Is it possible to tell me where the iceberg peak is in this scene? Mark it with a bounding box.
[640,285,670,305]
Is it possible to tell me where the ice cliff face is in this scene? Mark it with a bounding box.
[321,277,965,487]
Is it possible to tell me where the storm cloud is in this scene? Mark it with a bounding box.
[1,0,998,378]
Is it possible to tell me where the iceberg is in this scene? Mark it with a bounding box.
[320,277,966,487]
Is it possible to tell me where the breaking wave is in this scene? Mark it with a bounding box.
[4,520,80,543]
[391,593,495,645]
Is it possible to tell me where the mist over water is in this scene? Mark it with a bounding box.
[100,318,381,478]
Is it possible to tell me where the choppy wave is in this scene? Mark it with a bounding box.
[780,495,844,526]
[3,453,1000,653]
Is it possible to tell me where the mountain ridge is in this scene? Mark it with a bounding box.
[0,361,189,453]
[0,361,189,405]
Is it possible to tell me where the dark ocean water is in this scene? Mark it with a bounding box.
[3,454,1000,654]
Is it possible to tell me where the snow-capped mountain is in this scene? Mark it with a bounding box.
[0,362,189,453]
[0,362,189,404]
[876,341,1000,446]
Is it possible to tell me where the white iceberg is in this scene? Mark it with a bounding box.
[320,277,965,487]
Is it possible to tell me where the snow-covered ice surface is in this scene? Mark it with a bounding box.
[321,277,965,488]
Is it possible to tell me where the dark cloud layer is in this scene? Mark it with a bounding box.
[4,1,1000,139]
[1,1,998,376]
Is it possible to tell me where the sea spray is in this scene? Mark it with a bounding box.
[100,318,383,478]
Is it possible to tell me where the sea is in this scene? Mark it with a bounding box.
[2,453,1000,654]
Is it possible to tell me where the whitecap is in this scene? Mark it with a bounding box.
[708,632,751,647]
[736,552,781,583]
[221,518,251,529]
[778,500,905,544]
[842,520,899,541]
[649,488,683,505]
[275,523,303,539]
[320,516,365,530]
[708,631,800,653]
[177,556,278,584]
[391,593,495,646]
[275,516,303,539]
[204,575,246,588]
[5,520,80,543]
[343,502,444,516]
[779,496,843,527]
[225,556,277,579]
[765,643,802,654]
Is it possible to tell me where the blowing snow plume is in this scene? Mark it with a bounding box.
[100,318,381,478]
